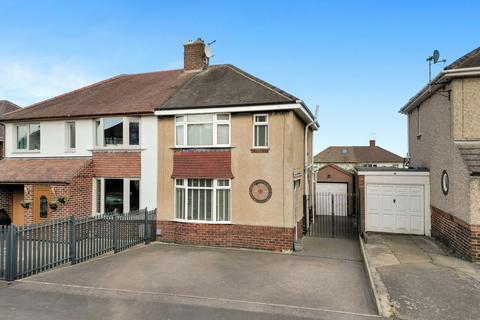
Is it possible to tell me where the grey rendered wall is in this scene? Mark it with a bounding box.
[408,85,472,224]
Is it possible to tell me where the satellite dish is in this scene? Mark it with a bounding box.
[204,45,213,58]
[433,50,440,63]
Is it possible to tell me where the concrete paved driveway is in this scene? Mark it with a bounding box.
[364,234,480,320]
[0,240,379,320]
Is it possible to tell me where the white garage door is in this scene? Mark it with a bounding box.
[316,183,347,194]
[366,184,424,235]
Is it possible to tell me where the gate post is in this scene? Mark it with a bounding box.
[6,225,18,281]
[113,214,118,253]
[331,194,335,238]
[69,216,77,265]
[144,208,149,244]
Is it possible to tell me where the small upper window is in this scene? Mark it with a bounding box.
[175,113,230,147]
[253,114,268,148]
[16,123,40,151]
[416,107,421,138]
[66,122,76,150]
[340,149,348,155]
[95,117,140,148]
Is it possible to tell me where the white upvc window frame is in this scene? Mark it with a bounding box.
[174,113,231,148]
[94,117,141,149]
[174,178,231,223]
[14,122,41,152]
[92,177,141,215]
[253,113,269,148]
[65,121,76,152]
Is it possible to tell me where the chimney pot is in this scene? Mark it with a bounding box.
[183,38,209,72]
[369,139,376,147]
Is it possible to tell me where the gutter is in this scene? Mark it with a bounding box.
[400,67,480,114]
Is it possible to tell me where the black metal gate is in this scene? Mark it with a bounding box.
[308,192,359,239]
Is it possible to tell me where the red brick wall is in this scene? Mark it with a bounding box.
[93,151,141,178]
[357,175,365,234]
[0,186,12,219]
[316,165,354,194]
[431,206,480,261]
[157,221,294,252]
[22,162,94,224]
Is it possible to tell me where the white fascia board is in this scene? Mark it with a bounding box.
[155,103,317,127]
[356,170,430,177]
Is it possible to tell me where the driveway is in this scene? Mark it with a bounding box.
[0,240,380,320]
[363,234,480,320]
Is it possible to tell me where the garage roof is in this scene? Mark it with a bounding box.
[457,143,480,174]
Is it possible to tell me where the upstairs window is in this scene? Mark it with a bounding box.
[253,114,268,148]
[66,121,76,151]
[16,123,40,151]
[416,107,421,137]
[175,113,230,147]
[95,117,140,148]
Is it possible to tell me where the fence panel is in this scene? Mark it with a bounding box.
[0,208,157,281]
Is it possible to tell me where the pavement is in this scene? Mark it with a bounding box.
[363,233,480,320]
[0,239,380,320]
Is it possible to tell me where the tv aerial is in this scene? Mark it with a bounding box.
[426,49,446,83]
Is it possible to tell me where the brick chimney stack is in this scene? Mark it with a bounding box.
[184,38,209,72]
[369,139,376,147]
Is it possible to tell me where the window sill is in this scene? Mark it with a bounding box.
[90,147,144,152]
[11,150,41,154]
[173,219,232,225]
[250,148,269,153]
[171,146,233,150]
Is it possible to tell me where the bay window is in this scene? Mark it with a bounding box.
[94,117,140,148]
[175,113,230,147]
[175,179,231,222]
[15,123,40,151]
[93,178,140,214]
[253,114,268,148]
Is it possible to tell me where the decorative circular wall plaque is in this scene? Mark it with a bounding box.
[441,170,449,195]
[249,180,272,203]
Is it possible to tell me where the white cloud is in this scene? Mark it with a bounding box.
[0,59,102,107]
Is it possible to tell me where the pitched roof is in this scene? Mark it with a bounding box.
[314,145,404,164]
[444,47,480,70]
[0,158,92,183]
[457,143,480,174]
[400,47,480,113]
[1,65,301,122]
[0,100,20,140]
[161,64,297,109]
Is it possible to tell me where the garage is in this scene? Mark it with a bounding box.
[316,182,347,194]
[357,168,431,236]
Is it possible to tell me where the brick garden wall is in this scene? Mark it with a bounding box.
[157,221,295,252]
[431,206,480,261]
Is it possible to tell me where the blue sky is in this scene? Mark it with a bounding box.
[0,1,478,156]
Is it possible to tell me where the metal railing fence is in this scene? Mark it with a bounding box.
[0,208,156,281]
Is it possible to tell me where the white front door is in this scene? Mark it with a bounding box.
[366,184,424,234]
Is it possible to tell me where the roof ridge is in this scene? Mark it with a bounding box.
[3,74,127,117]
[225,64,297,102]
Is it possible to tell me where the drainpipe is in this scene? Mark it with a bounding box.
[301,103,319,240]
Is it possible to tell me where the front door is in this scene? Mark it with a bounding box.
[33,186,53,223]
[12,187,25,226]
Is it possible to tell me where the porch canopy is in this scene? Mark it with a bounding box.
[0,158,91,184]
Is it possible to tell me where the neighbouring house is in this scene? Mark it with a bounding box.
[399,47,480,261]
[0,39,317,252]
[0,100,21,159]
[314,139,404,172]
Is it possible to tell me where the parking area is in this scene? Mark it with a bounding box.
[0,240,380,320]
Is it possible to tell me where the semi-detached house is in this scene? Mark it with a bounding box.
[0,39,318,251]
